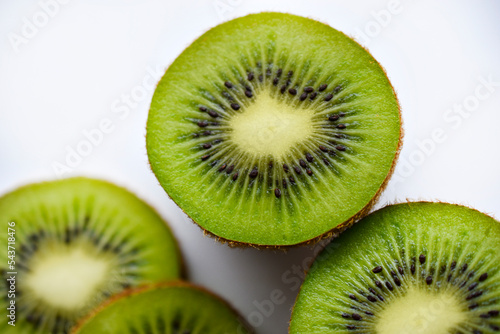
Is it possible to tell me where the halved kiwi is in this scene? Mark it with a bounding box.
[147,12,402,247]
[71,281,251,334]
[290,202,500,334]
[0,178,182,334]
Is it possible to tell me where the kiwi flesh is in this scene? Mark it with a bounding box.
[71,281,251,334]
[290,202,500,334]
[146,12,402,247]
[0,178,183,334]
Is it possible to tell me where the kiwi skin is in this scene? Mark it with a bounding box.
[147,12,403,249]
[70,281,254,334]
[289,201,499,332]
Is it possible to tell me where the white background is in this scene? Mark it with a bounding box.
[1,1,499,333]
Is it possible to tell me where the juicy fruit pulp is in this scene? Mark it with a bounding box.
[72,282,251,334]
[0,178,182,334]
[290,202,500,334]
[147,12,401,246]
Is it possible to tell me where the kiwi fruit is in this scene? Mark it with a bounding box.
[290,202,500,334]
[71,281,251,334]
[0,177,183,334]
[146,12,402,247]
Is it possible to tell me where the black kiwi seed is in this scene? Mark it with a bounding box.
[232,172,239,181]
[319,145,328,152]
[419,254,426,264]
[299,92,307,101]
[385,281,393,291]
[372,266,383,273]
[306,153,314,162]
[288,88,297,95]
[208,110,219,118]
[218,164,227,172]
[466,290,483,300]
[282,179,287,188]
[369,288,376,295]
[469,282,478,291]
[247,72,254,81]
[352,313,362,321]
[224,81,233,88]
[329,114,339,121]
[398,266,404,275]
[280,85,287,94]
[289,176,296,185]
[294,166,302,175]
[199,106,207,112]
[411,264,416,274]
[202,143,212,149]
[462,263,468,273]
[304,87,314,93]
[393,276,401,286]
[226,165,234,174]
[258,74,263,82]
[336,124,347,129]
[489,310,499,316]
[319,84,328,91]
[341,313,350,318]
[245,90,253,98]
[347,325,356,330]
[299,159,307,168]
[367,295,377,302]
[274,188,281,198]
[451,261,457,270]
[426,276,433,285]
[306,169,313,176]
[349,294,357,301]
[322,158,330,165]
[197,120,208,127]
[375,281,383,289]
[336,145,346,151]
[334,85,342,93]
[230,103,240,110]
[273,78,279,86]
[283,164,289,172]
[249,168,258,178]
[469,303,479,310]
[309,92,317,100]
[324,93,333,101]
[201,154,210,161]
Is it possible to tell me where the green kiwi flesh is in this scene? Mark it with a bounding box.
[72,281,251,334]
[290,202,500,334]
[146,12,402,246]
[0,178,182,334]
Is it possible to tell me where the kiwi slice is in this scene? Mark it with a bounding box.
[72,281,251,334]
[146,12,402,246]
[0,178,182,334]
[290,202,500,334]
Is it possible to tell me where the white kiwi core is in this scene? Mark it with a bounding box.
[375,287,468,334]
[229,92,314,159]
[24,241,113,310]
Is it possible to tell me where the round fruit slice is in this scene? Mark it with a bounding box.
[290,202,500,334]
[0,178,182,334]
[72,281,251,334]
[147,12,402,246]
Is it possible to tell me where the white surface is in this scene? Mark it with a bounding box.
[1,1,499,333]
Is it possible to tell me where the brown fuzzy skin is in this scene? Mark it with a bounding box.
[287,201,500,331]
[71,281,254,334]
[146,12,404,249]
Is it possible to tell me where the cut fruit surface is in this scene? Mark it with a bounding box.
[147,12,402,246]
[72,282,251,334]
[290,202,500,334]
[0,178,182,334]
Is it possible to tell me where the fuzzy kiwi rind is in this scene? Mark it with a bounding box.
[147,12,402,247]
[290,202,500,333]
[0,177,184,334]
[71,281,253,334]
